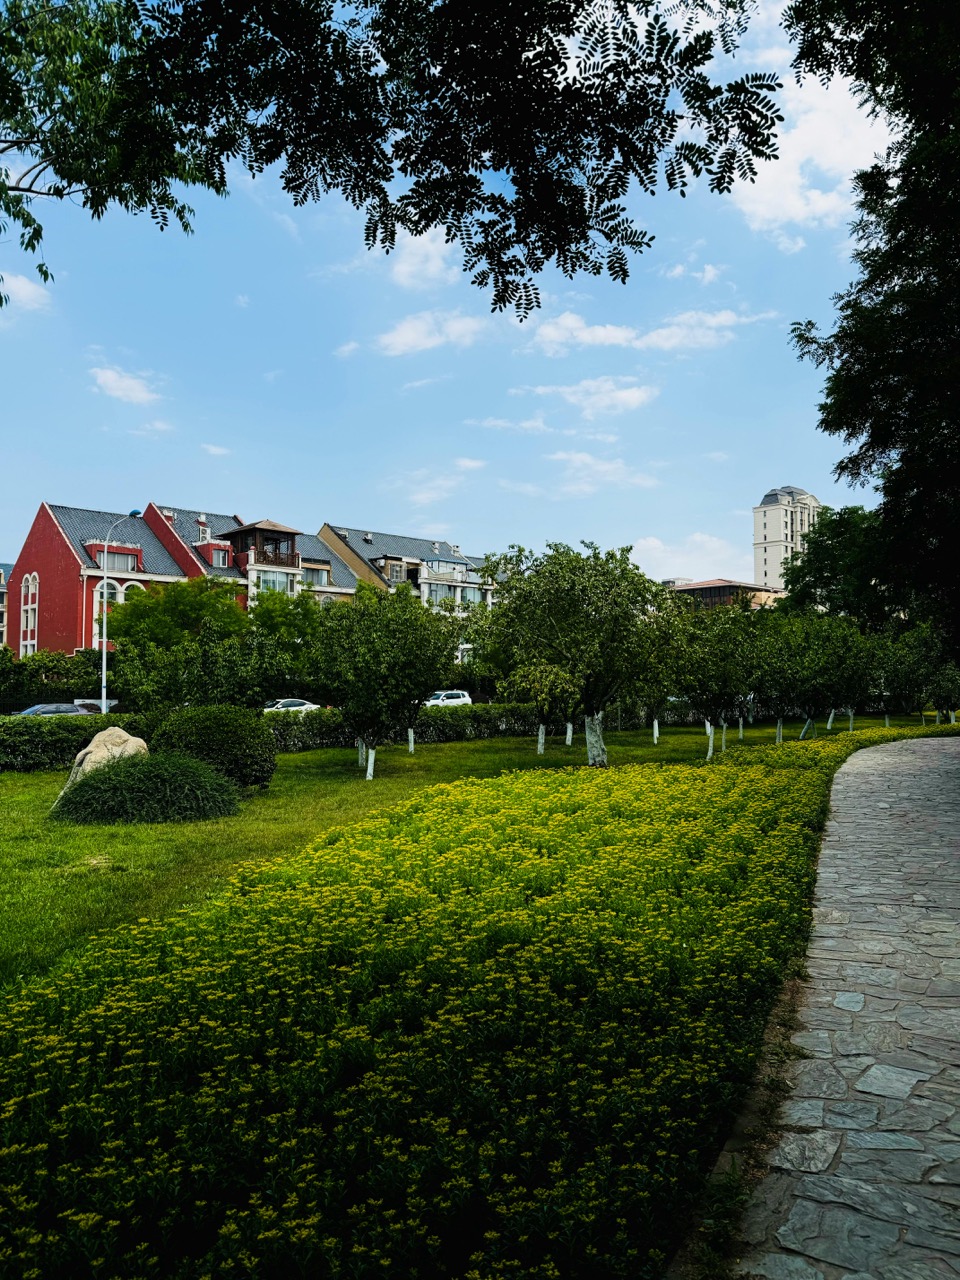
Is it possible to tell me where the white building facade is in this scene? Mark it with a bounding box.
[753,486,822,590]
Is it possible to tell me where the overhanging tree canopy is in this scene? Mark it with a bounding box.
[1,0,782,311]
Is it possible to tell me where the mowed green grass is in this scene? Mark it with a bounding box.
[0,715,926,986]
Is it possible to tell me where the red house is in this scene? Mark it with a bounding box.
[6,502,357,655]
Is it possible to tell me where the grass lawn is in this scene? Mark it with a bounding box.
[0,714,925,986]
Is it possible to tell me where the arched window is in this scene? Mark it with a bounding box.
[93,580,121,648]
[121,582,145,602]
[20,573,38,656]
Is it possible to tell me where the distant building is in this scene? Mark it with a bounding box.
[753,486,821,589]
[669,578,786,610]
[0,563,12,648]
[319,525,494,609]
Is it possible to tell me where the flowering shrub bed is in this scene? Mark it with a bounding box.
[1,725,955,1278]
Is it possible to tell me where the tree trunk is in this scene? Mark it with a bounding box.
[365,746,376,780]
[720,720,727,753]
[652,717,659,745]
[358,740,367,768]
[565,721,573,746]
[705,719,711,736]
[846,709,853,732]
[537,723,546,755]
[936,710,941,725]
[826,708,835,730]
[408,728,415,753]
[738,716,744,741]
[885,713,890,728]
[776,718,783,745]
[799,718,812,740]
[951,710,956,724]
[584,713,607,767]
[706,723,715,760]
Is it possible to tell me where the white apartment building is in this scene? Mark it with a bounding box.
[753,486,821,589]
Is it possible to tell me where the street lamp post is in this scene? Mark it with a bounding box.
[100,510,142,713]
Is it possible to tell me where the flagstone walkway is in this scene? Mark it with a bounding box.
[734,736,960,1280]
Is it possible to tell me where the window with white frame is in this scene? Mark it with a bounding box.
[123,582,146,599]
[388,561,404,583]
[256,570,296,595]
[93,580,120,647]
[212,548,230,568]
[302,566,329,586]
[20,573,38,656]
[97,550,138,572]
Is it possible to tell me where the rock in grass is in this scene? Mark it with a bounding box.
[58,726,149,800]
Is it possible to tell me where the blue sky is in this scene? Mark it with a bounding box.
[0,5,888,582]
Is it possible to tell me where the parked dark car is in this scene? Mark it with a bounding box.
[15,704,98,716]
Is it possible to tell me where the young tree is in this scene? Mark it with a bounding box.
[2,0,782,313]
[929,662,960,726]
[500,661,580,755]
[868,625,941,727]
[313,582,458,779]
[681,604,756,758]
[485,543,665,766]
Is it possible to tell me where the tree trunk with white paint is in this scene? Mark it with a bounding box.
[705,719,711,736]
[408,728,415,753]
[720,720,727,753]
[885,713,891,728]
[776,718,783,744]
[951,710,956,724]
[826,708,835,731]
[706,723,715,760]
[537,723,546,755]
[565,721,573,746]
[799,718,812,740]
[365,746,376,780]
[652,718,659,745]
[936,710,941,725]
[738,716,744,741]
[584,713,607,767]
[358,740,367,768]
[847,709,853,732]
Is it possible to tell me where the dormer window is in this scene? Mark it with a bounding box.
[96,550,139,572]
[212,548,230,568]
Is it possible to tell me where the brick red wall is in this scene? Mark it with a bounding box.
[142,504,205,577]
[8,504,86,654]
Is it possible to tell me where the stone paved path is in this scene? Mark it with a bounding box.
[734,737,960,1280]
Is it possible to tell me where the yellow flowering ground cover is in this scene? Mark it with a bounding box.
[1,725,956,1279]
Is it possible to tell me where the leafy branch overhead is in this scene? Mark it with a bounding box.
[1,0,782,311]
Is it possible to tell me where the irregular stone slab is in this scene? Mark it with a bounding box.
[834,992,865,1011]
[877,1098,955,1131]
[781,1100,825,1129]
[824,1100,880,1130]
[790,1060,848,1099]
[735,1253,826,1279]
[856,1064,932,1100]
[844,1132,923,1150]
[798,1172,960,1241]
[776,1198,900,1271]
[767,1131,842,1174]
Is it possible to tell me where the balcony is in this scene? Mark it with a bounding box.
[253,546,299,568]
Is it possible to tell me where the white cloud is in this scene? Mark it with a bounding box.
[730,75,890,243]
[547,451,658,497]
[499,478,545,498]
[377,309,487,356]
[235,294,250,308]
[129,419,175,437]
[455,457,486,471]
[632,533,754,583]
[663,263,687,280]
[696,264,721,286]
[335,341,360,358]
[532,309,770,356]
[533,311,642,357]
[469,413,551,434]
[90,366,160,404]
[522,376,659,420]
[273,212,301,241]
[1,272,51,311]
[396,458,485,505]
[201,443,230,456]
[660,261,721,285]
[705,450,729,463]
[389,229,458,290]
[402,375,451,391]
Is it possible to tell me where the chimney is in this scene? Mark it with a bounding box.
[363,532,373,543]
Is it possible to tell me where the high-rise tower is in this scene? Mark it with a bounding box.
[753,486,821,589]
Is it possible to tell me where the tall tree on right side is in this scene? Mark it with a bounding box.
[784,3,960,653]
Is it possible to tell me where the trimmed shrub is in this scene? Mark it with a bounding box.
[0,711,166,774]
[152,705,276,788]
[50,751,239,824]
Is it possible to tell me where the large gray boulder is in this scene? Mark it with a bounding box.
[59,726,149,796]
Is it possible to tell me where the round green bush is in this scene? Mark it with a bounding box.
[51,751,240,824]
[152,705,276,788]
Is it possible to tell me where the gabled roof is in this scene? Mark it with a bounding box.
[0,562,13,583]
[297,534,358,590]
[154,505,244,578]
[325,525,473,568]
[49,505,184,577]
[673,578,775,591]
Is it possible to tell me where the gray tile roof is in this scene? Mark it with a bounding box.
[156,505,244,578]
[297,534,358,591]
[49,505,185,577]
[0,562,13,582]
[326,525,474,573]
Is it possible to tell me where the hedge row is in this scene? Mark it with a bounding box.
[0,711,165,773]
[3,724,954,1278]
